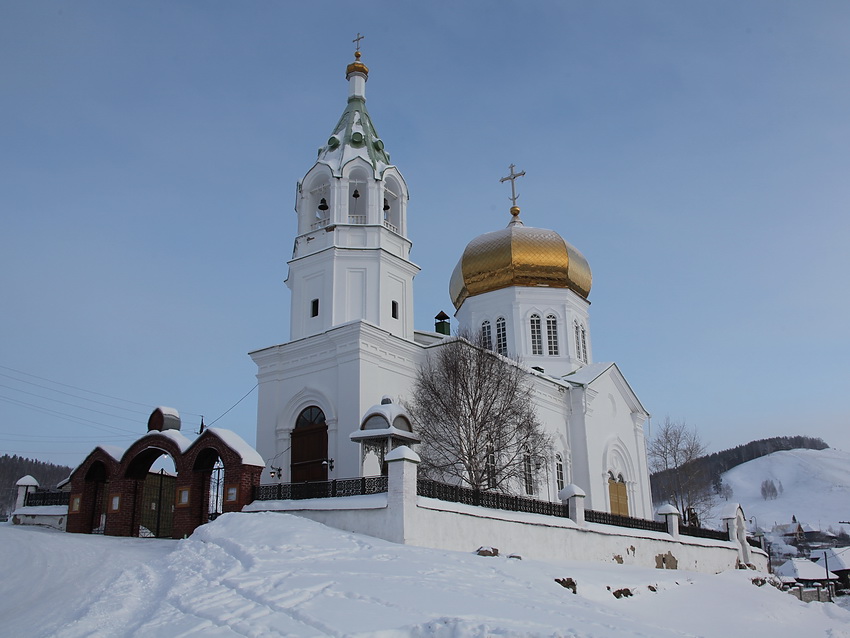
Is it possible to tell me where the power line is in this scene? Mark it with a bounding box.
[0,363,204,417]
[0,395,138,435]
[0,383,144,424]
[0,371,152,416]
[207,384,258,427]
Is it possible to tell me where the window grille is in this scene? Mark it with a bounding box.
[530,314,542,355]
[481,321,492,350]
[496,317,507,356]
[555,454,565,492]
[546,315,559,355]
[580,325,588,362]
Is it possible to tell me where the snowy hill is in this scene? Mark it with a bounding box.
[2,513,849,637]
[710,448,850,536]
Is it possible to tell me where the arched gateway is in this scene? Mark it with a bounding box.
[66,408,263,539]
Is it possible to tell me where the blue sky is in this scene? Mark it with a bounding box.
[2,2,849,468]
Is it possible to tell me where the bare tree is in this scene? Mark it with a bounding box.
[648,417,713,525]
[406,334,552,493]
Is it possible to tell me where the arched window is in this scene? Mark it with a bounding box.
[481,320,492,350]
[555,454,565,492]
[546,315,559,356]
[574,321,587,363]
[523,451,534,495]
[574,321,582,361]
[295,406,326,429]
[496,317,507,356]
[580,325,588,362]
[530,314,542,355]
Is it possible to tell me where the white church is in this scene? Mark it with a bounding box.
[251,48,654,520]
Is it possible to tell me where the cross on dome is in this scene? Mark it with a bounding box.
[353,32,364,52]
[499,164,526,215]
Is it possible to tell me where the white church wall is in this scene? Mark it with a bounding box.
[251,321,425,481]
[580,370,652,519]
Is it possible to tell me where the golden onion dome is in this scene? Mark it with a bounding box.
[449,209,592,310]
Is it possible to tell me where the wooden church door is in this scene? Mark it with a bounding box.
[290,406,328,482]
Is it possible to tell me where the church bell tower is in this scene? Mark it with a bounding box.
[286,44,419,341]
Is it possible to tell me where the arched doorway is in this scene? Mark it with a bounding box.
[125,448,178,538]
[291,406,328,482]
[608,472,629,517]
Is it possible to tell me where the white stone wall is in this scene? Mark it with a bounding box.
[245,454,768,575]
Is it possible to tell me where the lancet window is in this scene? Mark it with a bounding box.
[530,314,542,355]
[481,320,492,350]
[546,315,559,356]
[495,318,507,356]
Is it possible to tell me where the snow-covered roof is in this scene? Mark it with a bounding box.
[775,558,838,581]
[16,475,38,487]
[156,406,180,419]
[204,428,265,467]
[141,428,193,453]
[350,426,420,444]
[360,397,412,430]
[813,546,850,572]
[98,445,126,462]
[560,362,614,386]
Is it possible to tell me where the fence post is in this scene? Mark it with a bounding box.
[656,503,680,539]
[16,475,39,510]
[386,446,420,544]
[558,484,586,527]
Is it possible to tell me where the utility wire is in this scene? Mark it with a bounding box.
[0,395,138,435]
[207,384,258,427]
[0,372,152,416]
[0,363,204,417]
[0,383,143,424]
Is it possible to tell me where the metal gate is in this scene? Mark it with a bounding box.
[208,459,224,521]
[138,469,175,538]
[90,480,107,534]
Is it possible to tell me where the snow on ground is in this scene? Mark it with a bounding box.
[709,448,850,534]
[2,513,849,637]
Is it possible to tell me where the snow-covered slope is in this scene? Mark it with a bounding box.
[2,513,849,637]
[710,448,850,534]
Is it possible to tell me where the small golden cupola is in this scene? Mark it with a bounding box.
[449,166,592,310]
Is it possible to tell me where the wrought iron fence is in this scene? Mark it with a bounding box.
[680,525,730,541]
[24,490,70,507]
[253,476,389,501]
[584,508,668,533]
[418,478,740,536]
[417,478,571,518]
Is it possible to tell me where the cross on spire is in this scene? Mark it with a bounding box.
[353,33,364,52]
[499,164,526,208]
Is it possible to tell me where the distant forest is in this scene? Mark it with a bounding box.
[0,455,73,516]
[650,435,829,505]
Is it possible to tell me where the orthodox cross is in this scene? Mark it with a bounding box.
[499,164,526,207]
[353,33,364,52]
